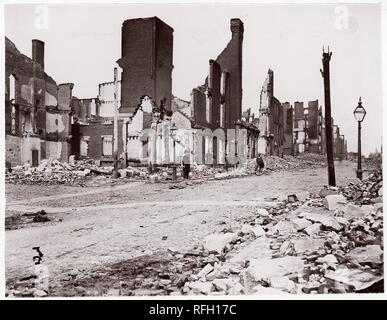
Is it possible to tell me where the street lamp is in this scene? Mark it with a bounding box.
[353,97,366,180]
[170,122,178,181]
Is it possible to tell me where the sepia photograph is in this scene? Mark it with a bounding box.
[2,1,384,299]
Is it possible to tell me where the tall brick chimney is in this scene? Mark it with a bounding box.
[32,39,44,68]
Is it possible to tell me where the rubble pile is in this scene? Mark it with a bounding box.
[264,154,326,172]
[178,178,383,295]
[6,153,328,186]
[192,165,226,180]
[5,158,150,186]
[340,169,383,205]
[7,169,383,297]
[143,154,328,182]
[5,160,84,186]
[359,155,382,171]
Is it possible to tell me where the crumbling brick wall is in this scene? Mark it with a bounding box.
[293,101,306,154]
[58,83,74,111]
[215,19,243,128]
[5,135,22,167]
[192,60,222,130]
[5,37,72,165]
[282,102,293,155]
[307,100,320,154]
[190,19,243,164]
[119,17,173,116]
[258,69,285,156]
[209,60,221,130]
[71,120,123,160]
[71,98,100,124]
[192,88,206,126]
[270,97,284,156]
[5,37,36,136]
[98,81,120,118]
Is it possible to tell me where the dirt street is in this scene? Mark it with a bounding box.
[5,161,358,295]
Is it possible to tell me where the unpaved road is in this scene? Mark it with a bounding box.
[5,161,358,290]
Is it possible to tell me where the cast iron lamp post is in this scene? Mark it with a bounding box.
[353,97,366,180]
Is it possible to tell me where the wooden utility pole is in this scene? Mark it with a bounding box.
[113,67,119,178]
[320,47,336,186]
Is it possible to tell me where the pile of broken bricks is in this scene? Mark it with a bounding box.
[5,158,110,186]
[149,154,327,183]
[6,171,383,297]
[249,154,327,173]
[180,174,383,295]
[6,153,329,186]
[5,164,84,186]
[5,158,150,186]
[339,169,383,205]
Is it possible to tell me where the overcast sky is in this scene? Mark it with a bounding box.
[4,3,382,155]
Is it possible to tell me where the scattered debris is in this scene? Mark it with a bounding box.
[299,212,343,231]
[304,223,322,236]
[325,267,383,292]
[340,169,382,205]
[241,224,266,238]
[291,218,312,231]
[5,159,383,296]
[324,194,347,211]
[202,233,237,254]
[346,245,383,265]
[197,264,214,278]
[186,281,213,295]
[245,256,305,281]
[32,211,51,223]
[287,194,298,203]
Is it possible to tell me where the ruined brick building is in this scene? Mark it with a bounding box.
[281,102,294,156]
[306,100,320,153]
[5,37,73,167]
[333,124,347,160]
[98,81,121,118]
[257,69,284,156]
[238,108,260,159]
[118,17,173,116]
[71,17,252,167]
[72,17,249,166]
[256,69,347,159]
[293,101,307,154]
[71,17,175,165]
[292,100,347,158]
[71,98,100,124]
[120,17,174,165]
[293,100,322,154]
[72,17,255,168]
[191,18,246,164]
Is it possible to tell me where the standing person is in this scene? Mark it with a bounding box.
[182,149,191,179]
[255,154,265,174]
